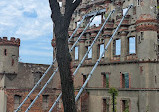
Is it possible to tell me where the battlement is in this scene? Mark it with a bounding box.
[0,37,20,47]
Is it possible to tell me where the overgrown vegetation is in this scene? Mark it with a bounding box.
[108,87,118,112]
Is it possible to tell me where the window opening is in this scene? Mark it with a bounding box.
[122,100,130,112]
[103,73,110,88]
[137,0,141,6]
[75,46,79,60]
[90,15,102,27]
[42,95,49,110]
[14,95,22,111]
[123,8,128,15]
[103,98,109,112]
[34,72,42,86]
[100,44,104,57]
[129,37,136,54]
[87,46,92,59]
[122,73,129,88]
[114,39,121,55]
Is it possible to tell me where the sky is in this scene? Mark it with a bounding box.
[0,0,53,64]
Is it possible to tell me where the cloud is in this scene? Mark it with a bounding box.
[0,0,53,64]
[0,0,53,40]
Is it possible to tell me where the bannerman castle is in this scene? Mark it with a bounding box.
[0,0,159,112]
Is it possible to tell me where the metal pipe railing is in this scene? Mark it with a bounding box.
[24,12,99,112]
[48,9,115,112]
[75,4,133,102]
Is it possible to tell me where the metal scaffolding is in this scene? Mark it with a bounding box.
[16,4,133,111]
[17,9,106,112]
[48,9,115,112]
[75,4,133,102]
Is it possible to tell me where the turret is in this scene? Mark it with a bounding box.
[0,37,20,75]
[135,0,158,60]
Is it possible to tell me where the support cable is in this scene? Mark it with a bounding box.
[75,4,133,102]
[24,12,98,112]
[48,9,115,112]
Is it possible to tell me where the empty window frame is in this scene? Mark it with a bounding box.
[99,44,104,58]
[14,95,22,111]
[34,72,42,86]
[128,37,136,54]
[82,74,88,87]
[121,100,130,112]
[123,8,128,15]
[87,46,92,59]
[42,95,49,110]
[90,15,102,27]
[103,73,110,88]
[121,73,130,88]
[114,39,121,56]
[75,46,79,60]
[103,98,110,112]
[83,75,87,84]
[76,21,81,27]
[59,2,62,7]
[137,0,141,6]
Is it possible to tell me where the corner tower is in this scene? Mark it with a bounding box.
[0,37,20,75]
[136,0,158,60]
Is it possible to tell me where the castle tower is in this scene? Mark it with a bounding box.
[136,0,158,60]
[0,37,20,77]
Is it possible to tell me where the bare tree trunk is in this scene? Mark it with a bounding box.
[49,0,81,112]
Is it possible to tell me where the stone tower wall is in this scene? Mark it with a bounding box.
[0,37,20,74]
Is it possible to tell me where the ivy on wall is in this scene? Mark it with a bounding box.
[108,87,118,112]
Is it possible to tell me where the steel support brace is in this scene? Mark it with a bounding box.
[48,9,115,112]
[75,4,133,102]
[24,11,99,112]
[16,8,108,112]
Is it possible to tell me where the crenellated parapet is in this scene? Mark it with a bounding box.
[0,37,20,47]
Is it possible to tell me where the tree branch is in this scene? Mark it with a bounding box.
[64,0,81,28]
[71,0,81,11]
[49,0,62,24]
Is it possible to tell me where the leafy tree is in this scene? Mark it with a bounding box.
[49,0,81,112]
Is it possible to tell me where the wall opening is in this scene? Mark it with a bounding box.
[42,95,49,110]
[75,46,79,60]
[87,46,92,59]
[34,72,42,86]
[102,73,110,88]
[128,37,136,54]
[90,15,102,27]
[59,2,62,7]
[121,73,130,88]
[121,100,130,112]
[103,98,110,112]
[137,0,141,6]
[99,44,104,58]
[14,95,22,111]
[113,39,121,56]
[4,49,7,56]
[123,8,128,15]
